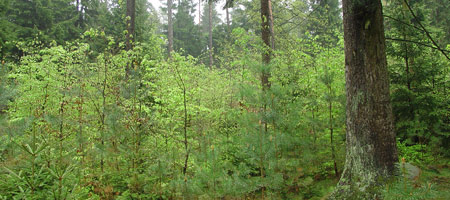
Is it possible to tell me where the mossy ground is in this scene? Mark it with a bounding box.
[382,159,450,200]
[296,159,450,200]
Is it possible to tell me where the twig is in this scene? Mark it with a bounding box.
[383,14,424,33]
[385,37,450,53]
[403,0,450,61]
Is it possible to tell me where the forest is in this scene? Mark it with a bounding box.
[0,0,449,199]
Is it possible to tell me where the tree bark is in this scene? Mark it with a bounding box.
[208,0,214,67]
[260,0,271,89]
[328,84,339,178]
[268,0,275,49]
[168,0,174,58]
[329,0,398,199]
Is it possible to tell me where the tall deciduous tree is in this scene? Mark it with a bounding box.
[330,0,398,198]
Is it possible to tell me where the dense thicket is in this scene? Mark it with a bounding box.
[0,0,449,199]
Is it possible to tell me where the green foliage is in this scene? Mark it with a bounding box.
[397,141,434,166]
[383,181,441,200]
[0,0,159,60]
[0,0,449,199]
[382,159,450,200]
[0,24,346,199]
[385,0,450,156]
[305,0,341,47]
[4,0,80,44]
[172,0,204,57]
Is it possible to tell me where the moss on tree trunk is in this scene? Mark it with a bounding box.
[329,0,398,199]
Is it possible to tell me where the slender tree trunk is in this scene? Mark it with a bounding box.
[76,0,80,27]
[328,85,339,178]
[126,0,135,50]
[330,0,398,199]
[403,37,411,91]
[168,0,174,58]
[311,108,317,146]
[401,9,411,91]
[182,84,189,178]
[58,74,67,199]
[126,0,135,78]
[260,0,271,89]
[199,0,201,24]
[268,0,275,49]
[100,57,108,173]
[208,0,214,67]
[78,83,84,165]
[259,1,272,199]
[77,0,85,29]
[226,7,230,33]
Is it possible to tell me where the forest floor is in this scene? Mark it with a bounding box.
[379,159,450,200]
[422,162,450,199]
[313,160,450,200]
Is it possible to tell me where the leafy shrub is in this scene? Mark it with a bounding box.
[397,141,434,166]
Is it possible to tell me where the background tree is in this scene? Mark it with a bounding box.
[126,0,136,78]
[173,0,203,57]
[0,0,449,199]
[208,0,216,67]
[168,0,174,57]
[305,0,341,47]
[0,0,15,59]
[260,0,272,89]
[201,0,221,66]
[383,0,450,156]
[1,0,79,55]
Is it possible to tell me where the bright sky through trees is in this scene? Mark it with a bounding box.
[149,0,225,23]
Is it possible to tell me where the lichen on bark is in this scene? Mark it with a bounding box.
[328,0,398,199]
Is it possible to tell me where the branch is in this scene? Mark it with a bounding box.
[403,0,450,61]
[279,5,319,34]
[385,37,450,53]
[383,14,424,33]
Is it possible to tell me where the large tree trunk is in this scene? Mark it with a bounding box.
[329,0,398,199]
[208,0,214,67]
[260,0,271,89]
[126,0,135,77]
[168,0,174,58]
